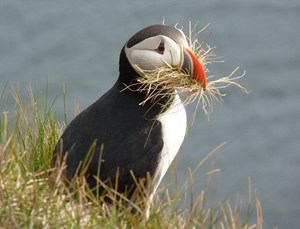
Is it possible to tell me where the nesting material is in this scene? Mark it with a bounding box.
[125,24,248,117]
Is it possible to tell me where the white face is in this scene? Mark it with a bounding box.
[125,34,189,71]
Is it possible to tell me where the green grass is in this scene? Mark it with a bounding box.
[0,86,264,228]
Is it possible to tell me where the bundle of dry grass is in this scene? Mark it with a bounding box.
[125,23,248,117]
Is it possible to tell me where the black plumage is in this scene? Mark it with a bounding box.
[53,79,167,197]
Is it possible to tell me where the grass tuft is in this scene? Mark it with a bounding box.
[0,86,263,228]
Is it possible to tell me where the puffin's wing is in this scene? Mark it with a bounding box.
[94,119,164,195]
[52,86,164,194]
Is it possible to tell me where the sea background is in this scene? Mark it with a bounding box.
[1,0,299,228]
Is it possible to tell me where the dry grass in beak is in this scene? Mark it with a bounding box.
[124,23,248,117]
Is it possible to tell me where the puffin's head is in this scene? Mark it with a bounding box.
[119,24,207,89]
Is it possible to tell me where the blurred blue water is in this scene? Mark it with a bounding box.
[1,0,299,227]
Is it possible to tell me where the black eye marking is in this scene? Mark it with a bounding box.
[155,40,165,54]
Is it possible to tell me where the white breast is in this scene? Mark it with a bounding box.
[152,92,187,196]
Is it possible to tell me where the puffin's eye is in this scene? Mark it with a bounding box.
[154,41,165,54]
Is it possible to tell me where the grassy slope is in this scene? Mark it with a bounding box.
[0,86,263,228]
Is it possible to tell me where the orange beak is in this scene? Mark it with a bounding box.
[181,48,207,90]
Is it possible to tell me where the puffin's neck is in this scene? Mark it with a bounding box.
[115,78,176,120]
[118,46,139,85]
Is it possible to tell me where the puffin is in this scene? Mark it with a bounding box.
[52,24,206,206]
